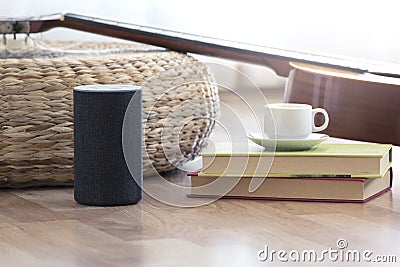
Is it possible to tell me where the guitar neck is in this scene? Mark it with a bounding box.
[0,13,384,77]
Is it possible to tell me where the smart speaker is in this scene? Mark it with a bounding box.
[73,85,142,206]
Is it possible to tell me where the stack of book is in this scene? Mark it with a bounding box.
[188,142,393,202]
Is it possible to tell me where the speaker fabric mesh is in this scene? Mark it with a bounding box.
[73,85,142,206]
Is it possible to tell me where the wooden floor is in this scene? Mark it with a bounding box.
[1,89,400,266]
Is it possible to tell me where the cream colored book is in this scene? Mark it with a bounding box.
[189,168,392,203]
[200,143,392,177]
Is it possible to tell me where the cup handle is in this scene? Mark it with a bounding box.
[312,108,329,132]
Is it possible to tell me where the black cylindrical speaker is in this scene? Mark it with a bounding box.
[73,85,142,206]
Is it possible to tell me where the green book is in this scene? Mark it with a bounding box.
[200,143,392,177]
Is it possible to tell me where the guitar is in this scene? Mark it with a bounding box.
[1,13,400,145]
[1,13,398,77]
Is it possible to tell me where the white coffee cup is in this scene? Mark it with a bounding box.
[264,103,329,139]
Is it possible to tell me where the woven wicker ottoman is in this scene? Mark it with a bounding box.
[0,41,219,187]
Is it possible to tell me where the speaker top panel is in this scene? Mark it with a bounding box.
[74,84,141,93]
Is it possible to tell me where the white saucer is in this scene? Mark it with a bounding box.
[247,133,329,151]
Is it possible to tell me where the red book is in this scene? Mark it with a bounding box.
[188,168,392,203]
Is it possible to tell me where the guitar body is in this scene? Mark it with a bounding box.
[285,62,400,145]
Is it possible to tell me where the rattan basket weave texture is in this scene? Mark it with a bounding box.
[0,41,219,187]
